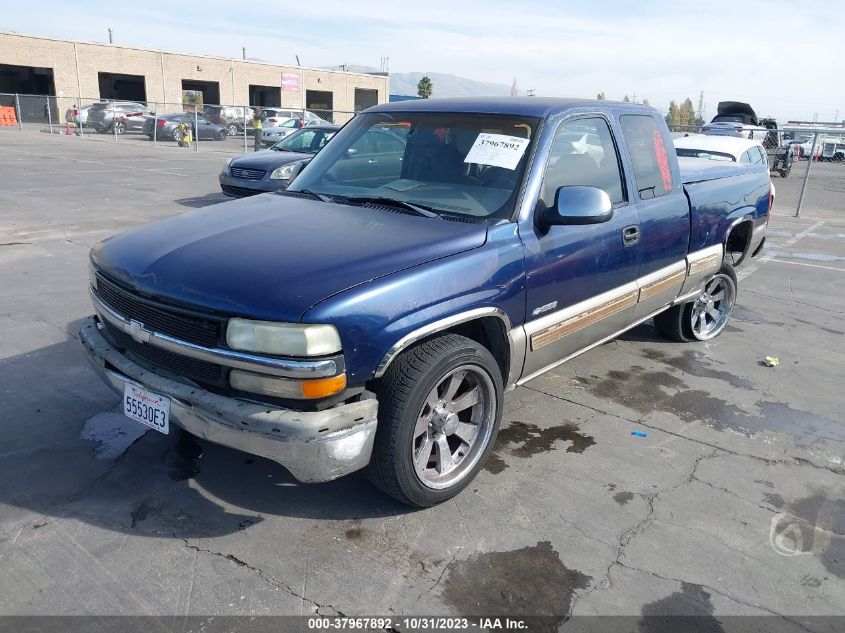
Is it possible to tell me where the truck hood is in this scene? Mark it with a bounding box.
[91,195,488,322]
[714,101,759,125]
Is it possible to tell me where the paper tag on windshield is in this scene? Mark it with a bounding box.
[464,133,530,170]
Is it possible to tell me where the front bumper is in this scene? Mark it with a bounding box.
[79,316,378,483]
[219,171,290,197]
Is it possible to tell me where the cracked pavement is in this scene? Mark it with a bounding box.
[0,131,843,625]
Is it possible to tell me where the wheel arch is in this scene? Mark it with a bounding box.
[372,308,518,387]
[724,214,755,267]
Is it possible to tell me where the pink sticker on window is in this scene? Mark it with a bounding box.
[652,130,673,191]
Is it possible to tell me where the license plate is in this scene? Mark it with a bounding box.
[123,383,170,434]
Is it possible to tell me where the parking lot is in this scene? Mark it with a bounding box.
[0,129,843,628]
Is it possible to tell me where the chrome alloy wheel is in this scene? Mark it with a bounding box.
[412,365,496,489]
[690,273,736,340]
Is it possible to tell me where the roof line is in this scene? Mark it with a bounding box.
[0,29,385,79]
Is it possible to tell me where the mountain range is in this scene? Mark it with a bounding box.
[339,66,512,98]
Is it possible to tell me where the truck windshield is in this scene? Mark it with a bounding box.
[289,112,540,219]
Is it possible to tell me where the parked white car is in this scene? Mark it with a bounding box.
[261,109,325,127]
[674,134,775,202]
[260,116,328,147]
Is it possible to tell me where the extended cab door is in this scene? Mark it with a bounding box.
[617,114,692,320]
[520,116,641,380]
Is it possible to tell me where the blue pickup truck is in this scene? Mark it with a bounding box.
[81,98,771,506]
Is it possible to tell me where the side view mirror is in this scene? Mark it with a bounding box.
[538,186,613,228]
[345,148,359,157]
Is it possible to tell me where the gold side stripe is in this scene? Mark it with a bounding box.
[638,269,687,302]
[530,290,639,350]
[688,253,721,276]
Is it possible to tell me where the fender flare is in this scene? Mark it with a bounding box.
[373,307,513,379]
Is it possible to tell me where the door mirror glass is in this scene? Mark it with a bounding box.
[345,147,358,157]
[540,186,613,227]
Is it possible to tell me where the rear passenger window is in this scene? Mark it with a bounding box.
[541,117,626,207]
[750,147,766,165]
[739,151,752,164]
[619,115,674,199]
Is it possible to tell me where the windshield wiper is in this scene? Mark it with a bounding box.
[297,189,333,203]
[347,196,441,219]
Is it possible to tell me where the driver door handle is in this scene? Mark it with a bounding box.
[622,225,640,247]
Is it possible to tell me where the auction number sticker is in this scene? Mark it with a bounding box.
[464,133,530,170]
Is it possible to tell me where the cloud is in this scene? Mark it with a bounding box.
[3,0,843,119]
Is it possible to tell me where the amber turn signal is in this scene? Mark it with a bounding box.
[300,373,347,399]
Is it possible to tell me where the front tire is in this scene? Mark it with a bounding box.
[367,334,503,507]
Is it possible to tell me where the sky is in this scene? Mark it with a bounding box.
[2,0,843,121]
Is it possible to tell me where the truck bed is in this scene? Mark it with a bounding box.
[679,157,771,253]
[678,156,764,184]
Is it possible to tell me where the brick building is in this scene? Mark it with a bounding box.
[0,31,388,120]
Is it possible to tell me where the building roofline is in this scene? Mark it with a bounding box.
[0,29,385,79]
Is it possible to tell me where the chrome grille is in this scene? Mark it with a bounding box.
[94,273,223,347]
[103,321,224,385]
[230,167,266,180]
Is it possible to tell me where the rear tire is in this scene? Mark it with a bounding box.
[654,305,692,342]
[684,263,737,341]
[367,334,503,507]
[655,263,738,342]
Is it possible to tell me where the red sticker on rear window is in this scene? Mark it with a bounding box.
[652,130,673,191]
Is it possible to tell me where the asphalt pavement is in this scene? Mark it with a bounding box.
[0,129,842,629]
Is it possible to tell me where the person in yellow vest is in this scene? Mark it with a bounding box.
[176,120,190,147]
[252,109,263,151]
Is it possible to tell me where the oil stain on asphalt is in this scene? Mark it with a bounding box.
[441,541,590,630]
[588,366,841,445]
[640,348,754,390]
[165,430,204,481]
[639,582,724,632]
[485,421,595,473]
[613,491,635,506]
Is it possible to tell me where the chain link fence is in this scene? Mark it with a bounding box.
[2,92,843,219]
[664,120,845,218]
[0,92,356,154]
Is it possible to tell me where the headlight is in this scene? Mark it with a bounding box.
[226,319,341,356]
[269,164,297,180]
[225,157,233,168]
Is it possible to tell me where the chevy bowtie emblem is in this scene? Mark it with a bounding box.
[126,319,152,344]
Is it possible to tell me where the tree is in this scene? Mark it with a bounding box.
[596,91,606,100]
[417,76,433,99]
[623,94,631,103]
[510,78,520,97]
[665,100,680,129]
[665,97,701,131]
